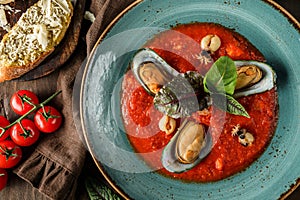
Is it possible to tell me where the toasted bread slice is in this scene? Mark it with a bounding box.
[0,0,73,82]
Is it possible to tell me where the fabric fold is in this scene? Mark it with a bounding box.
[15,150,76,200]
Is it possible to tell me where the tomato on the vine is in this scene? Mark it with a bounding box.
[34,106,62,133]
[0,140,22,169]
[0,168,8,191]
[10,119,40,147]
[10,90,39,115]
[0,116,10,141]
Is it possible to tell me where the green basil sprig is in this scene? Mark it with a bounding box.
[153,56,249,118]
[203,56,250,118]
[203,56,237,95]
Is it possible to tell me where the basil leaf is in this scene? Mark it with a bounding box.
[212,93,250,118]
[204,56,237,95]
[85,176,121,200]
[154,71,209,118]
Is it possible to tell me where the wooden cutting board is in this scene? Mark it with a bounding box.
[0,0,86,81]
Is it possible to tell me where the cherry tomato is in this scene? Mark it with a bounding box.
[10,90,39,115]
[0,116,10,141]
[0,168,8,191]
[0,140,22,169]
[10,119,40,147]
[34,106,62,133]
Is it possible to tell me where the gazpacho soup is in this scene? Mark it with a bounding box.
[121,22,278,182]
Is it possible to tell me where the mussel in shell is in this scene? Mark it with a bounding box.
[131,48,276,99]
[233,60,276,98]
[161,120,212,173]
[131,48,180,96]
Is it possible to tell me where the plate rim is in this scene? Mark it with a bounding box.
[79,0,300,199]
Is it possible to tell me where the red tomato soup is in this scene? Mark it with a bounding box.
[121,23,278,182]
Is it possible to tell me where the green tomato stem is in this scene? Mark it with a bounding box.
[17,121,32,138]
[22,96,36,107]
[0,146,15,160]
[2,90,62,131]
[18,121,25,133]
[0,127,5,137]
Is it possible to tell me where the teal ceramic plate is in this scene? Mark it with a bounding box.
[80,0,300,199]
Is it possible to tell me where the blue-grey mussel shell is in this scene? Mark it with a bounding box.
[233,60,276,98]
[161,120,212,173]
[131,48,180,96]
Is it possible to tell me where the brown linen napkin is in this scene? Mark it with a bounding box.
[0,0,136,199]
[86,0,136,54]
[13,40,87,200]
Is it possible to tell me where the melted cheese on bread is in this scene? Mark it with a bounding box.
[0,0,73,81]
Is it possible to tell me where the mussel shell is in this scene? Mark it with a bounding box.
[131,48,180,96]
[161,120,212,173]
[233,60,276,98]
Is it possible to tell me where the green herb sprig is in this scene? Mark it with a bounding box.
[153,56,249,118]
[85,176,121,200]
[203,56,250,118]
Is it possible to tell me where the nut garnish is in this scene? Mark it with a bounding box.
[158,115,176,135]
[201,34,221,53]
